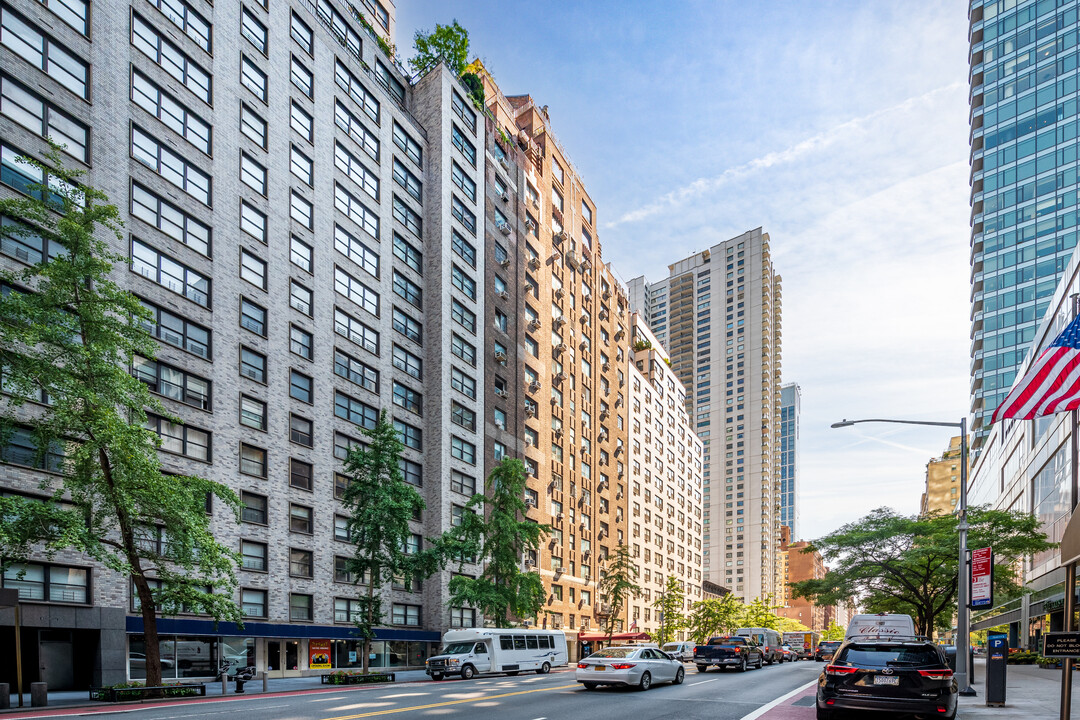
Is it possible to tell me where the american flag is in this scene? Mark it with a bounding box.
[993,314,1080,422]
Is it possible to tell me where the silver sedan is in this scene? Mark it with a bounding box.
[576,646,686,691]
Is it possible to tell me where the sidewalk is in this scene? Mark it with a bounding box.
[0,670,433,717]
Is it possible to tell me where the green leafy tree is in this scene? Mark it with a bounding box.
[822,621,846,641]
[688,594,746,643]
[447,458,548,625]
[742,595,783,630]
[653,575,687,645]
[776,616,810,633]
[0,148,241,688]
[408,20,469,77]
[341,411,444,674]
[598,544,641,646]
[791,507,1053,637]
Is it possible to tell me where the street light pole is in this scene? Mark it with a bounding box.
[831,417,976,696]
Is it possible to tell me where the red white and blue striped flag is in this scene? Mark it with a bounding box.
[992,314,1080,422]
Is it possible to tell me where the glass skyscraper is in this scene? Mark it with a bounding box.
[969,0,1080,451]
[779,383,800,539]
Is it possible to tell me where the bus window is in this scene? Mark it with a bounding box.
[514,636,526,650]
[475,643,487,654]
[539,636,550,649]
[526,636,538,649]
[500,636,513,650]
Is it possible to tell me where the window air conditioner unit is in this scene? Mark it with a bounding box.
[498,290,510,300]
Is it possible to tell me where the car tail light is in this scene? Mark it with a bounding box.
[577,663,588,669]
[918,669,954,680]
[937,707,948,714]
[825,665,859,676]
[609,663,637,670]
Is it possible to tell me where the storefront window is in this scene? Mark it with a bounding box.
[128,635,219,680]
[221,636,255,674]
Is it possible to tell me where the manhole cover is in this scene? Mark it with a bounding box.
[792,696,816,706]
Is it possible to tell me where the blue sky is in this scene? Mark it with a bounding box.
[396,1,975,540]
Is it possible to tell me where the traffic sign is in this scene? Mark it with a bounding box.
[970,547,993,609]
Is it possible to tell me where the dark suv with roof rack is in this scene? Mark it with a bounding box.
[816,636,958,720]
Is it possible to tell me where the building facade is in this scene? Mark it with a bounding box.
[920,436,966,516]
[967,0,1080,454]
[776,538,826,632]
[627,228,783,602]
[779,382,800,539]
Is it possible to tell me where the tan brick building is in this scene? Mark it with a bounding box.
[921,436,966,516]
[777,538,826,631]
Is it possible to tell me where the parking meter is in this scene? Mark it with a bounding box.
[985,634,1008,706]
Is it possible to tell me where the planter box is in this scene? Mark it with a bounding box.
[89,684,206,701]
[320,673,395,685]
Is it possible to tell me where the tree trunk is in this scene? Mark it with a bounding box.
[362,582,375,675]
[133,574,163,689]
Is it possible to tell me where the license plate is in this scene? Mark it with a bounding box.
[873,676,899,686]
[594,665,605,671]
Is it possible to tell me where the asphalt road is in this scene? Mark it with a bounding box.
[27,660,822,720]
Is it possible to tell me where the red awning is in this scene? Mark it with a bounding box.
[575,631,652,642]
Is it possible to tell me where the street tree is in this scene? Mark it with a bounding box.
[408,21,469,77]
[653,575,687,645]
[340,411,444,674]
[775,617,811,633]
[742,595,783,630]
[791,507,1053,637]
[822,621,846,641]
[0,148,241,688]
[447,458,548,625]
[597,544,641,646]
[687,594,746,643]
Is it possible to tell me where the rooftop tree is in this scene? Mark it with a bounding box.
[409,20,469,77]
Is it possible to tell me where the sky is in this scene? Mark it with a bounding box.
[396,1,975,541]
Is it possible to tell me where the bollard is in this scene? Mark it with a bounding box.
[262,671,268,693]
[30,682,46,707]
[221,675,227,696]
[0,682,9,709]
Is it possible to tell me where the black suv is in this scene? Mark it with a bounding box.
[816,639,958,720]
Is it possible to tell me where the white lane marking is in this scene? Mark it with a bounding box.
[737,679,818,720]
[689,677,724,685]
[310,697,347,702]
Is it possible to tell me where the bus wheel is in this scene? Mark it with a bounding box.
[461,665,475,680]
[537,662,551,675]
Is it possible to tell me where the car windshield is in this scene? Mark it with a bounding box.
[839,645,940,667]
[442,642,475,655]
[590,648,635,658]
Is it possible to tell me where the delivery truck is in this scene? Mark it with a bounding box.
[782,631,820,660]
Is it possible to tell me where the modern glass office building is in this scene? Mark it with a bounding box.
[779,383,800,540]
[969,0,1080,452]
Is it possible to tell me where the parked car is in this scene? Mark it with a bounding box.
[693,635,764,672]
[815,640,843,662]
[737,627,784,665]
[779,644,797,662]
[661,641,695,662]
[576,646,686,691]
[816,637,958,720]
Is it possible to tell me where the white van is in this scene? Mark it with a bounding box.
[661,641,695,661]
[736,628,784,665]
[845,613,917,640]
[425,628,568,680]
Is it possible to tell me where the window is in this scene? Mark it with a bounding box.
[336,348,379,392]
[149,0,211,52]
[146,414,210,460]
[39,0,89,35]
[393,195,422,238]
[452,300,476,333]
[494,310,507,333]
[451,334,475,366]
[239,103,267,148]
[241,588,266,617]
[291,191,313,229]
[451,437,476,465]
[452,403,476,432]
[399,458,422,487]
[240,540,267,571]
[334,514,351,542]
[290,324,313,360]
[290,12,313,54]
[290,280,312,316]
[552,187,563,212]
[392,381,422,415]
[335,597,361,623]
[334,61,379,123]
[334,475,350,501]
[392,345,422,379]
[393,159,422,203]
[335,391,378,429]
[451,196,476,234]
[395,420,422,450]
[494,407,506,429]
[2,7,89,99]
[290,416,313,447]
[335,267,379,316]
[393,122,422,168]
[291,235,313,273]
[334,433,359,462]
[241,7,268,53]
[374,60,405,104]
[240,444,267,477]
[240,248,267,289]
[240,153,267,195]
[451,91,477,133]
[139,299,211,358]
[239,347,265,383]
[525,337,538,357]
[290,145,313,186]
[392,603,421,626]
[290,593,313,621]
[1,74,87,161]
[131,127,211,205]
[451,124,476,165]
[451,471,475,495]
[131,239,210,307]
[335,142,379,200]
[392,307,422,345]
[451,162,476,202]
[132,356,211,410]
[290,457,313,489]
[582,201,593,225]
[131,184,210,256]
[290,101,313,142]
[336,101,378,161]
[452,231,476,267]
[290,504,313,534]
[130,14,209,102]
[240,491,267,524]
[553,159,564,184]
[393,271,422,309]
[335,183,379,238]
[1,426,64,472]
[239,201,266,243]
[239,395,266,431]
[240,55,267,102]
[451,265,476,301]
[291,55,313,98]
[451,367,475,398]
[290,370,313,404]
[334,224,379,278]
[289,549,313,578]
[0,562,87,604]
[393,234,422,274]
[336,307,379,354]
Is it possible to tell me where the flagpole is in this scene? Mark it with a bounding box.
[1063,295,1080,720]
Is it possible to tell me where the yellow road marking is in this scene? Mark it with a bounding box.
[321,683,579,720]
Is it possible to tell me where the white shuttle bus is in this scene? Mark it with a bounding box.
[425,628,568,680]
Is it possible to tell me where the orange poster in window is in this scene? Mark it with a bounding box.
[309,639,332,669]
